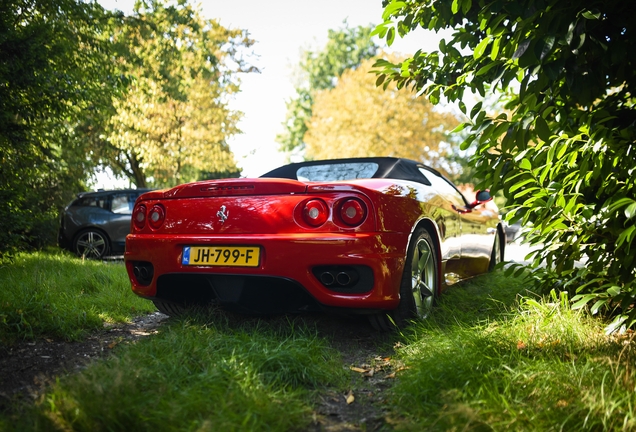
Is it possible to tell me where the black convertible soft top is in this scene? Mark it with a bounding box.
[260,157,438,186]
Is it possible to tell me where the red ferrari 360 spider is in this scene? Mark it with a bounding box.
[125,157,504,329]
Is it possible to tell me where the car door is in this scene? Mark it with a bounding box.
[419,168,493,278]
[418,168,462,260]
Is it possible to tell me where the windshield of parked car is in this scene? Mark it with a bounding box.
[297,162,379,181]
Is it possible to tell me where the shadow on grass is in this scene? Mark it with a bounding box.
[385,271,636,432]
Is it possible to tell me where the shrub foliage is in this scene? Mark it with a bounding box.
[372,0,636,329]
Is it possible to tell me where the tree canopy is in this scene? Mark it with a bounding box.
[0,0,120,257]
[277,21,379,156]
[0,0,253,258]
[374,0,636,330]
[305,57,459,175]
[98,0,253,188]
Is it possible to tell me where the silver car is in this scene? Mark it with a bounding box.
[58,189,150,259]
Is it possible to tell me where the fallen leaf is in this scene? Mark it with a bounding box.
[350,366,368,374]
[363,369,375,377]
[386,372,396,379]
[345,391,355,405]
[517,340,527,350]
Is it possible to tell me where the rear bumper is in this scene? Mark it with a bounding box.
[125,232,407,312]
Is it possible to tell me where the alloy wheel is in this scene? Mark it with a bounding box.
[75,230,108,259]
[411,237,436,318]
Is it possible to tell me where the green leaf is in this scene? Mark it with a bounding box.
[625,203,636,220]
[556,143,568,160]
[571,294,596,310]
[490,36,501,60]
[461,0,472,14]
[382,1,407,20]
[535,36,555,62]
[519,158,532,170]
[535,116,551,142]
[475,60,500,76]
[608,197,636,214]
[473,37,492,60]
[458,101,466,114]
[387,27,396,46]
[429,87,440,104]
[581,10,601,20]
[607,286,622,296]
[509,178,534,193]
[590,299,609,315]
[452,122,470,133]
[451,0,460,14]
[605,315,628,334]
[370,23,389,38]
[513,39,531,59]
[616,225,636,248]
[470,101,483,119]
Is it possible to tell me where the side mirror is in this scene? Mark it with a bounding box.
[467,189,492,209]
[475,190,491,202]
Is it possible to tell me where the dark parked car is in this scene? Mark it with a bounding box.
[124,157,504,330]
[59,189,150,259]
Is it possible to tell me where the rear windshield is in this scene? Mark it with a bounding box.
[296,162,379,181]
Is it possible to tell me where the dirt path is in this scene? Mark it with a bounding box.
[0,312,399,431]
[0,312,169,412]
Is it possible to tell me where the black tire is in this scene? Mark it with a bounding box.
[488,227,505,271]
[369,228,439,331]
[152,300,214,317]
[153,300,189,316]
[73,228,110,259]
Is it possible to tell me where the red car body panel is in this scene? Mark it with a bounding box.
[125,158,501,315]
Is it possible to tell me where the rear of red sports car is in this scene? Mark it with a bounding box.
[125,177,418,316]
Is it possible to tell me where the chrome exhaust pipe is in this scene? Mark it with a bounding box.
[336,272,351,286]
[133,262,154,285]
[320,272,335,286]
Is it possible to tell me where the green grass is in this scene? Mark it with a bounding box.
[6,316,347,432]
[2,252,635,431]
[0,250,155,343]
[387,272,636,431]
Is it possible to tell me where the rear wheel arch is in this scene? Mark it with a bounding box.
[368,221,442,331]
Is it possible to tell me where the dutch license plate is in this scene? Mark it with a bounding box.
[182,246,260,267]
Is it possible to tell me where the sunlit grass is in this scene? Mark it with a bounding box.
[2,252,634,431]
[6,316,347,431]
[388,272,636,431]
[0,250,155,343]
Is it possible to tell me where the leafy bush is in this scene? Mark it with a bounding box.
[373,0,636,330]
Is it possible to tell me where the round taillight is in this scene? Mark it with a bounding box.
[148,204,165,229]
[303,199,329,227]
[133,205,147,230]
[339,198,367,226]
